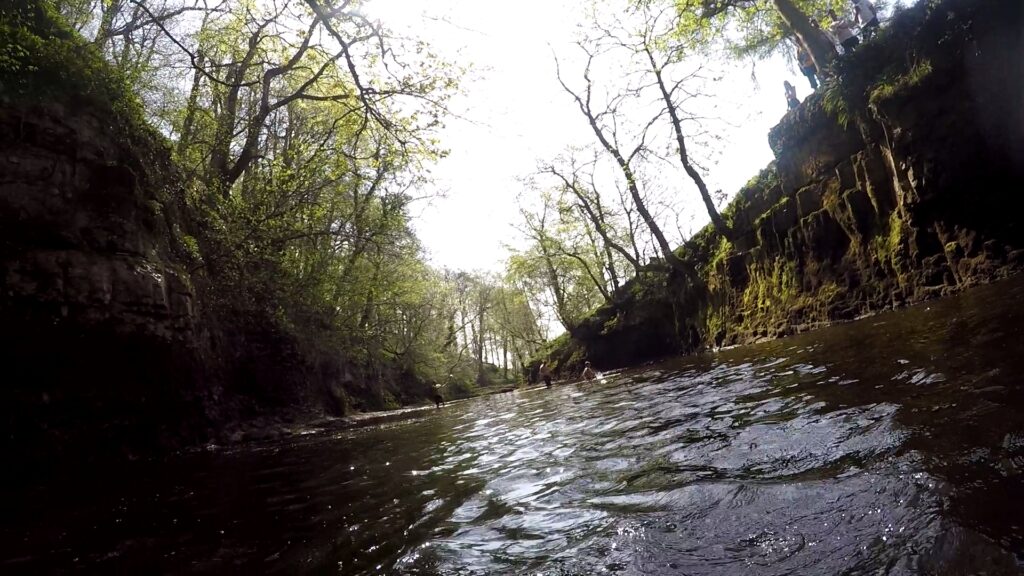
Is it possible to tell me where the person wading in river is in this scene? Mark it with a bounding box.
[582,361,597,382]
[539,362,553,388]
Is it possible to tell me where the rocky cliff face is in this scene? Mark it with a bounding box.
[0,100,411,467]
[548,0,1024,373]
[0,99,211,464]
[0,4,429,467]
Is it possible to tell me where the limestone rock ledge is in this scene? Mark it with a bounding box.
[1,101,207,465]
[1,104,195,332]
[546,0,1024,373]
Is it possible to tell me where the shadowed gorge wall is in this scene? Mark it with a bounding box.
[545,0,1024,374]
[0,2,436,467]
[0,98,209,463]
[0,94,431,469]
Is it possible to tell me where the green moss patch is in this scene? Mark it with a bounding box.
[0,0,152,141]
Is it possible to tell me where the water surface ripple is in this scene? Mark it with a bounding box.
[5,278,1024,574]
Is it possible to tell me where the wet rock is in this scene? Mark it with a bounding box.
[795,183,823,218]
[553,0,1024,373]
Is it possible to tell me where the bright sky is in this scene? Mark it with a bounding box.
[365,0,799,274]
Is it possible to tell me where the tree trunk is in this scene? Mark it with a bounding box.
[177,51,205,159]
[591,192,623,288]
[93,0,122,50]
[208,26,264,195]
[539,239,573,330]
[116,8,136,67]
[559,68,699,280]
[548,167,640,273]
[582,221,611,291]
[557,247,612,303]
[503,336,509,380]
[596,131,697,279]
[772,0,835,73]
[209,63,242,195]
[476,294,485,383]
[644,46,732,241]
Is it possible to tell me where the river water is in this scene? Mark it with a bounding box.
[5,277,1024,575]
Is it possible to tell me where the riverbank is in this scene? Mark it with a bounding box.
[211,384,524,447]
[538,0,1024,375]
[229,377,629,447]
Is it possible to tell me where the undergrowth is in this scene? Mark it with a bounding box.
[0,0,153,142]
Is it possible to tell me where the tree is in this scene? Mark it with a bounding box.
[671,0,842,72]
[490,282,546,378]
[555,48,699,280]
[541,154,641,282]
[34,0,555,410]
[509,189,610,334]
[582,5,736,241]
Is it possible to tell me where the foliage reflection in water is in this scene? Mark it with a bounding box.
[4,278,1024,575]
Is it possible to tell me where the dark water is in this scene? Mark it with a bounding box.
[5,278,1024,575]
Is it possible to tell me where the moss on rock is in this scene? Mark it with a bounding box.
[538,0,1024,372]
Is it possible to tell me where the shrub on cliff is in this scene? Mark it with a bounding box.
[1,0,544,419]
[0,0,149,139]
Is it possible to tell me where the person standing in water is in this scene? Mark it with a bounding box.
[539,362,553,388]
[582,361,597,382]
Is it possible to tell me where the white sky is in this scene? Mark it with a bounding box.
[365,0,801,273]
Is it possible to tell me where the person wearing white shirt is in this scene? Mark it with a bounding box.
[853,0,879,40]
[828,9,860,53]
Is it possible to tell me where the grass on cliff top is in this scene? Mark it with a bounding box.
[868,59,934,105]
[821,0,980,127]
[0,0,152,141]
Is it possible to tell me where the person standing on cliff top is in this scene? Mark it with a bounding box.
[539,362,553,388]
[784,81,800,111]
[796,44,818,90]
[828,9,859,54]
[852,0,879,40]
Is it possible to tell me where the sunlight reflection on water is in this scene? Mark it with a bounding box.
[5,279,1024,575]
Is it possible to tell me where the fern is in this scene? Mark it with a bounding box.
[820,76,852,129]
